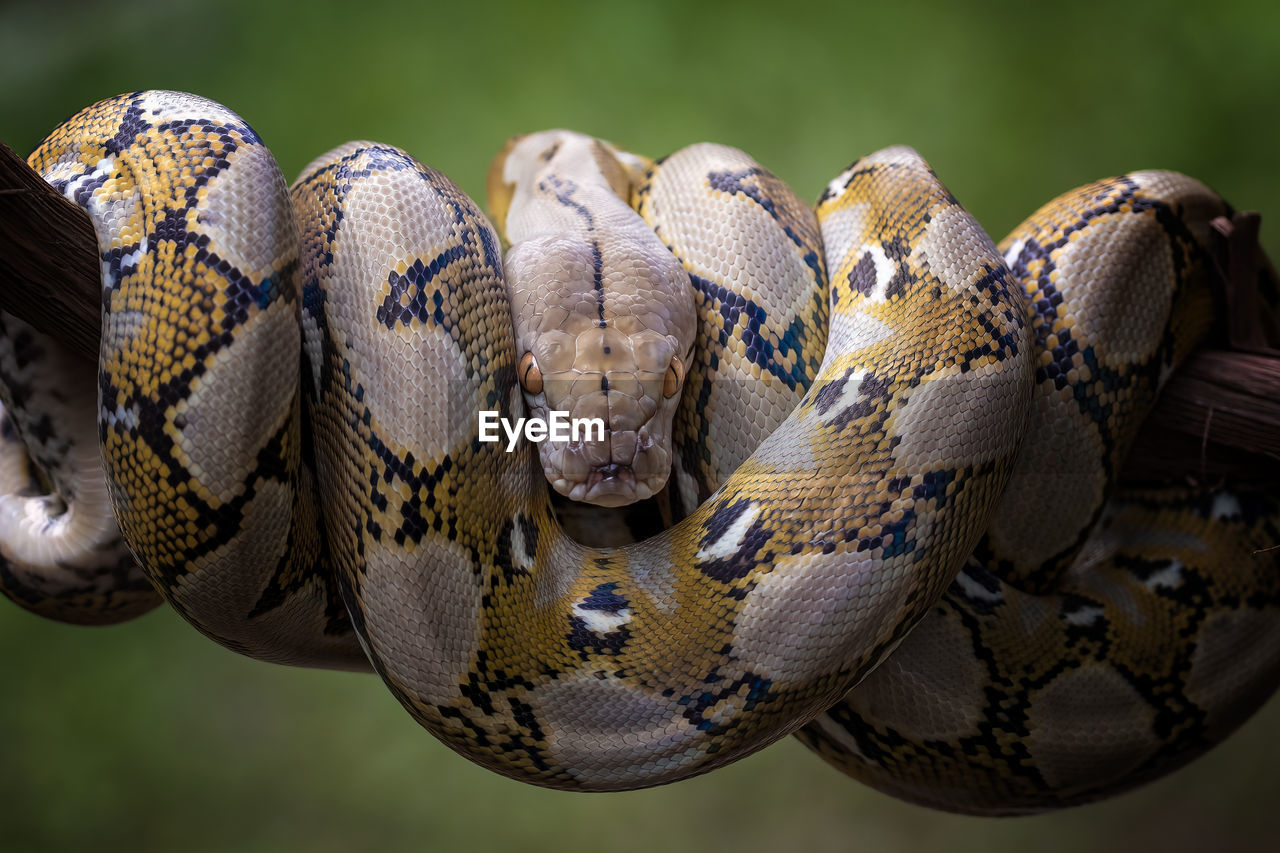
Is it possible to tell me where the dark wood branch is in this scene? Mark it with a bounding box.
[1,137,1277,484]
[1212,212,1278,353]
[1122,211,1280,485]
[1123,349,1280,484]
[0,141,100,363]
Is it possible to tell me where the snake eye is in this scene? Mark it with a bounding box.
[663,355,684,399]
[519,352,544,395]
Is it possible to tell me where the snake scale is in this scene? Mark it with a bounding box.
[1,90,1277,814]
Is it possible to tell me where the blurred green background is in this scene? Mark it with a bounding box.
[2,0,1279,850]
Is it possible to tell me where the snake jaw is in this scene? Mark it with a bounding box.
[526,357,685,505]
[554,466,658,508]
[538,404,674,506]
[558,464,646,508]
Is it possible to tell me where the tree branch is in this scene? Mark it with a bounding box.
[0,141,101,363]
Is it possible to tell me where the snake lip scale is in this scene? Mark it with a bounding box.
[0,90,1277,813]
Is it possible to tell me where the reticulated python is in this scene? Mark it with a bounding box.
[1,90,1277,814]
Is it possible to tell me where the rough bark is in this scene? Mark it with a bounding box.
[0,141,100,362]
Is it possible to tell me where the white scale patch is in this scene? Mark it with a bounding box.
[60,156,115,205]
[696,502,760,562]
[1064,603,1106,627]
[1001,237,1026,269]
[817,368,871,425]
[1142,559,1184,590]
[41,160,88,189]
[102,237,147,293]
[818,204,894,298]
[1211,492,1241,520]
[811,713,866,760]
[100,402,140,432]
[819,222,897,304]
[955,567,1004,604]
[141,91,236,125]
[825,170,855,202]
[571,600,632,634]
[855,243,897,303]
[510,517,534,572]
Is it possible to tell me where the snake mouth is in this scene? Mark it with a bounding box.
[589,463,632,489]
[554,463,662,507]
[542,422,673,507]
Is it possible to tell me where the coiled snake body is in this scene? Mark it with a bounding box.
[1,91,1277,813]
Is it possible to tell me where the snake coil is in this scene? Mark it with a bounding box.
[0,91,1277,813]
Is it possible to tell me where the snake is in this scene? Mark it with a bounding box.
[1,90,1277,813]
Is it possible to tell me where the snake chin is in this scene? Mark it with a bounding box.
[544,434,672,507]
[536,413,674,507]
[553,465,660,507]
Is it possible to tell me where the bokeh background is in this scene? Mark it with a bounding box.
[2,0,1279,850]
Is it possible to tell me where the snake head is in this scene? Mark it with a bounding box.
[507,234,694,507]
[492,130,697,508]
